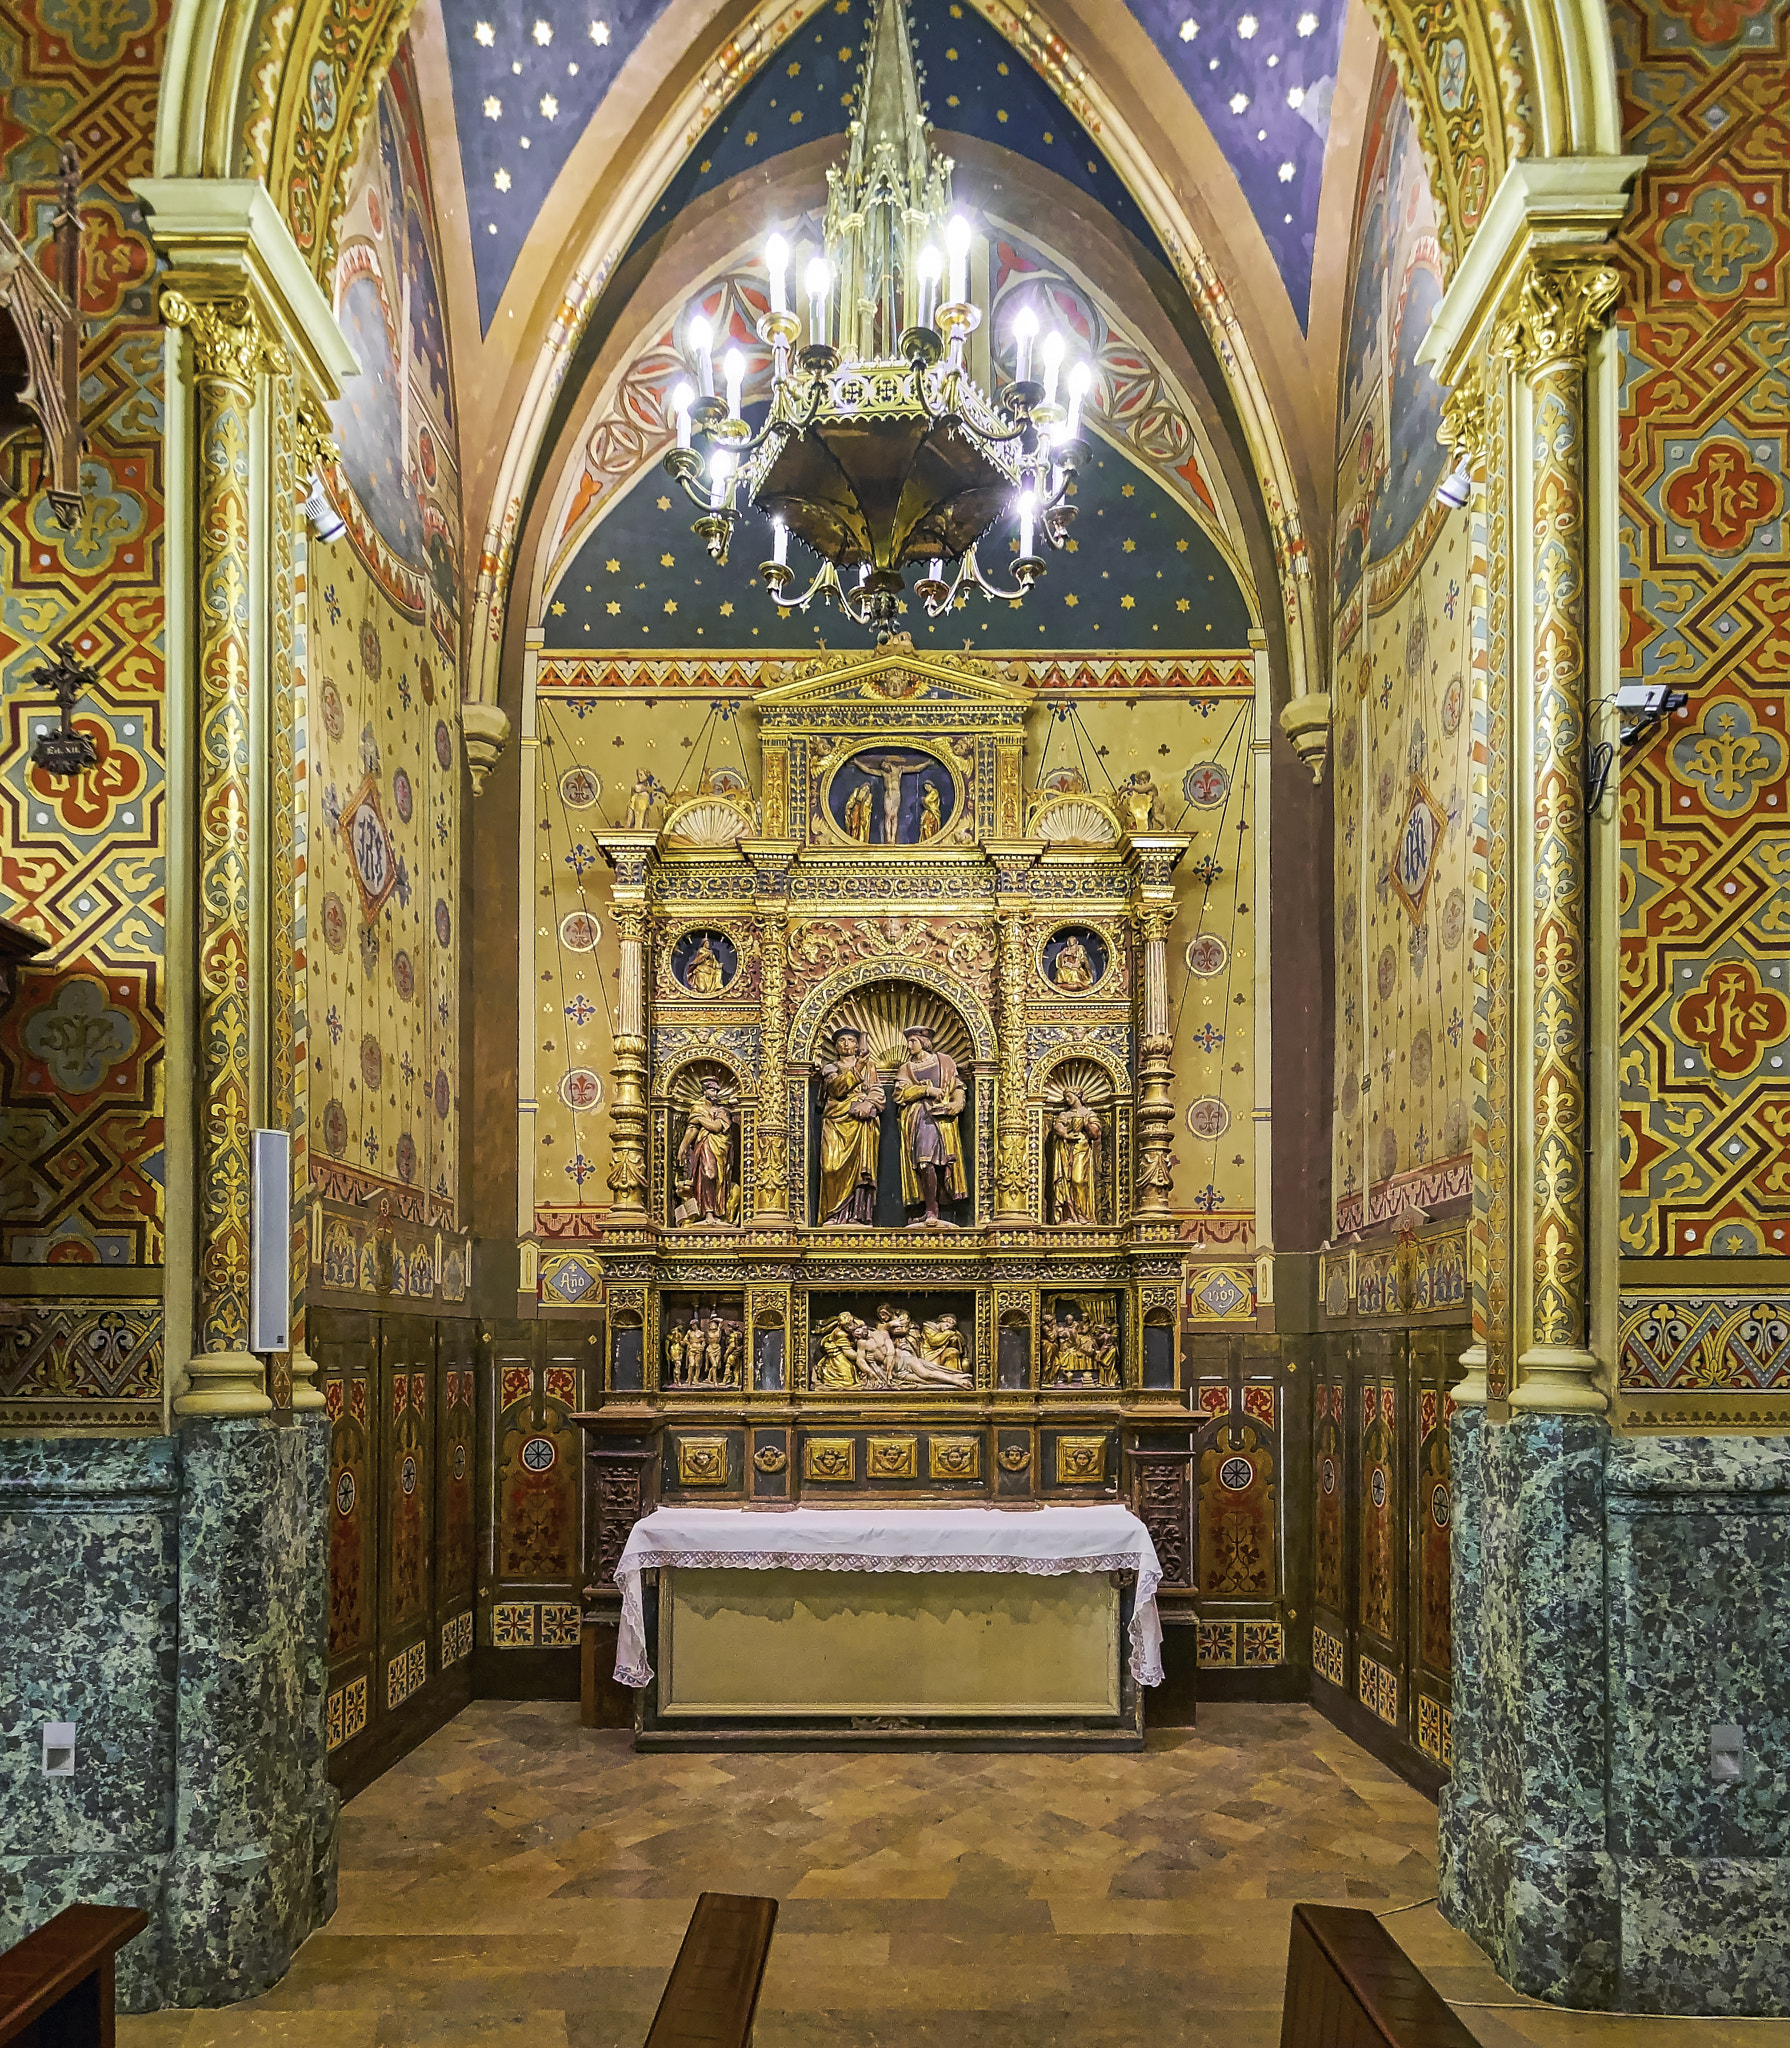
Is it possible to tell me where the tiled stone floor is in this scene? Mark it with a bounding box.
[121,1701,1790,2047]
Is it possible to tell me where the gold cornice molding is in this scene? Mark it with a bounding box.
[1417,155,1645,389]
[131,176,359,402]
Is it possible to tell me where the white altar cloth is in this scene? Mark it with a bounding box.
[612,1503,1163,1690]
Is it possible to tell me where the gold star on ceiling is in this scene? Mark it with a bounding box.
[1122,483,1135,497]
[1177,598,1191,612]
[659,552,674,567]
[606,601,620,614]
[606,558,620,572]
[1120,594,1135,609]
[720,601,734,616]
[663,600,677,614]
[1176,538,1190,552]
[1122,538,1136,552]
[656,497,670,511]
[550,600,565,615]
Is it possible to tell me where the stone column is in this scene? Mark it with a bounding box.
[987,844,1039,1222]
[1127,836,1188,1226]
[1498,259,1619,1416]
[163,292,271,1417]
[599,836,657,1221]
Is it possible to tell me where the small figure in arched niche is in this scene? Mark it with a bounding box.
[1050,1087,1104,1225]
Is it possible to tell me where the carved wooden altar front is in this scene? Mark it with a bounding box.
[573,645,1198,1621]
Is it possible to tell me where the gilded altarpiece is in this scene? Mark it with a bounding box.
[519,640,1279,1652]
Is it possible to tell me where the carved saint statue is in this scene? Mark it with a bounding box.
[816,1027,885,1225]
[918,781,943,841]
[683,934,726,993]
[843,780,874,844]
[1050,1088,1104,1225]
[1118,770,1159,834]
[625,768,663,829]
[857,755,910,842]
[893,1026,965,1227]
[1052,934,1096,990]
[675,1077,736,1225]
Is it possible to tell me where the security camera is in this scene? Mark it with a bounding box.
[303,470,346,544]
[1434,460,1473,511]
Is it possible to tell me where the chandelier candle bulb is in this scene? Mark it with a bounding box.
[945,215,971,307]
[1013,305,1037,385]
[805,258,830,348]
[917,244,942,330]
[709,450,734,509]
[689,315,714,399]
[772,518,788,568]
[1065,360,1091,439]
[672,381,694,451]
[724,348,745,421]
[929,557,943,582]
[766,233,789,316]
[1041,331,1064,407]
[1019,491,1035,558]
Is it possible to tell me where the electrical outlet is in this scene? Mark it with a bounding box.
[42,1722,75,1776]
[1711,1724,1744,1785]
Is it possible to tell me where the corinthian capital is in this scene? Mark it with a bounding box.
[161,290,271,387]
[1439,367,1487,467]
[1494,259,1621,379]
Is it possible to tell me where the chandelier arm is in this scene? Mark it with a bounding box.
[764,559,840,611]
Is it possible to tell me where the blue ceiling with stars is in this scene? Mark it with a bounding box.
[444,0,1344,333]
[544,441,1254,649]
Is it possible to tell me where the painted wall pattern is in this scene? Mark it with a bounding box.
[1331,63,1478,1237]
[0,1,168,1298]
[309,47,465,1293]
[1615,2,1790,1275]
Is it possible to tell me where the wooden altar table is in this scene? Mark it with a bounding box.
[611,1503,1161,1750]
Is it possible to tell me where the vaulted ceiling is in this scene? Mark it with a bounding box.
[443,0,1348,335]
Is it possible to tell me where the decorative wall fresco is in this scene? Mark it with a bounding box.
[1330,62,1479,1237]
[543,223,1255,655]
[1615,3,1790,1273]
[0,0,168,1305]
[309,47,466,1298]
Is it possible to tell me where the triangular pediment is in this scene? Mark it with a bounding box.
[756,638,1027,710]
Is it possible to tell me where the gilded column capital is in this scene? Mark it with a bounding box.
[295,395,338,475]
[161,288,279,386]
[1493,259,1621,380]
[1439,368,1487,468]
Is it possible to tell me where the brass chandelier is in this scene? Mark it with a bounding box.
[662,0,1090,632]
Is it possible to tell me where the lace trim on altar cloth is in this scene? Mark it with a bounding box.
[612,1548,1164,1691]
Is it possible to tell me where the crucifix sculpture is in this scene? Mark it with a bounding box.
[28,637,101,775]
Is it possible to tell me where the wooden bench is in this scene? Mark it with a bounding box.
[645,1892,778,2048]
[0,1905,148,2048]
[1281,1903,1480,2047]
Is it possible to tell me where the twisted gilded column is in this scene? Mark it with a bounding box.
[989,846,1037,1222]
[748,850,794,1225]
[1498,259,1619,1413]
[165,291,272,1416]
[599,838,655,1221]
[1127,835,1188,1226]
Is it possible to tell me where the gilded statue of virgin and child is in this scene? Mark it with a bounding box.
[816,1024,965,1227]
